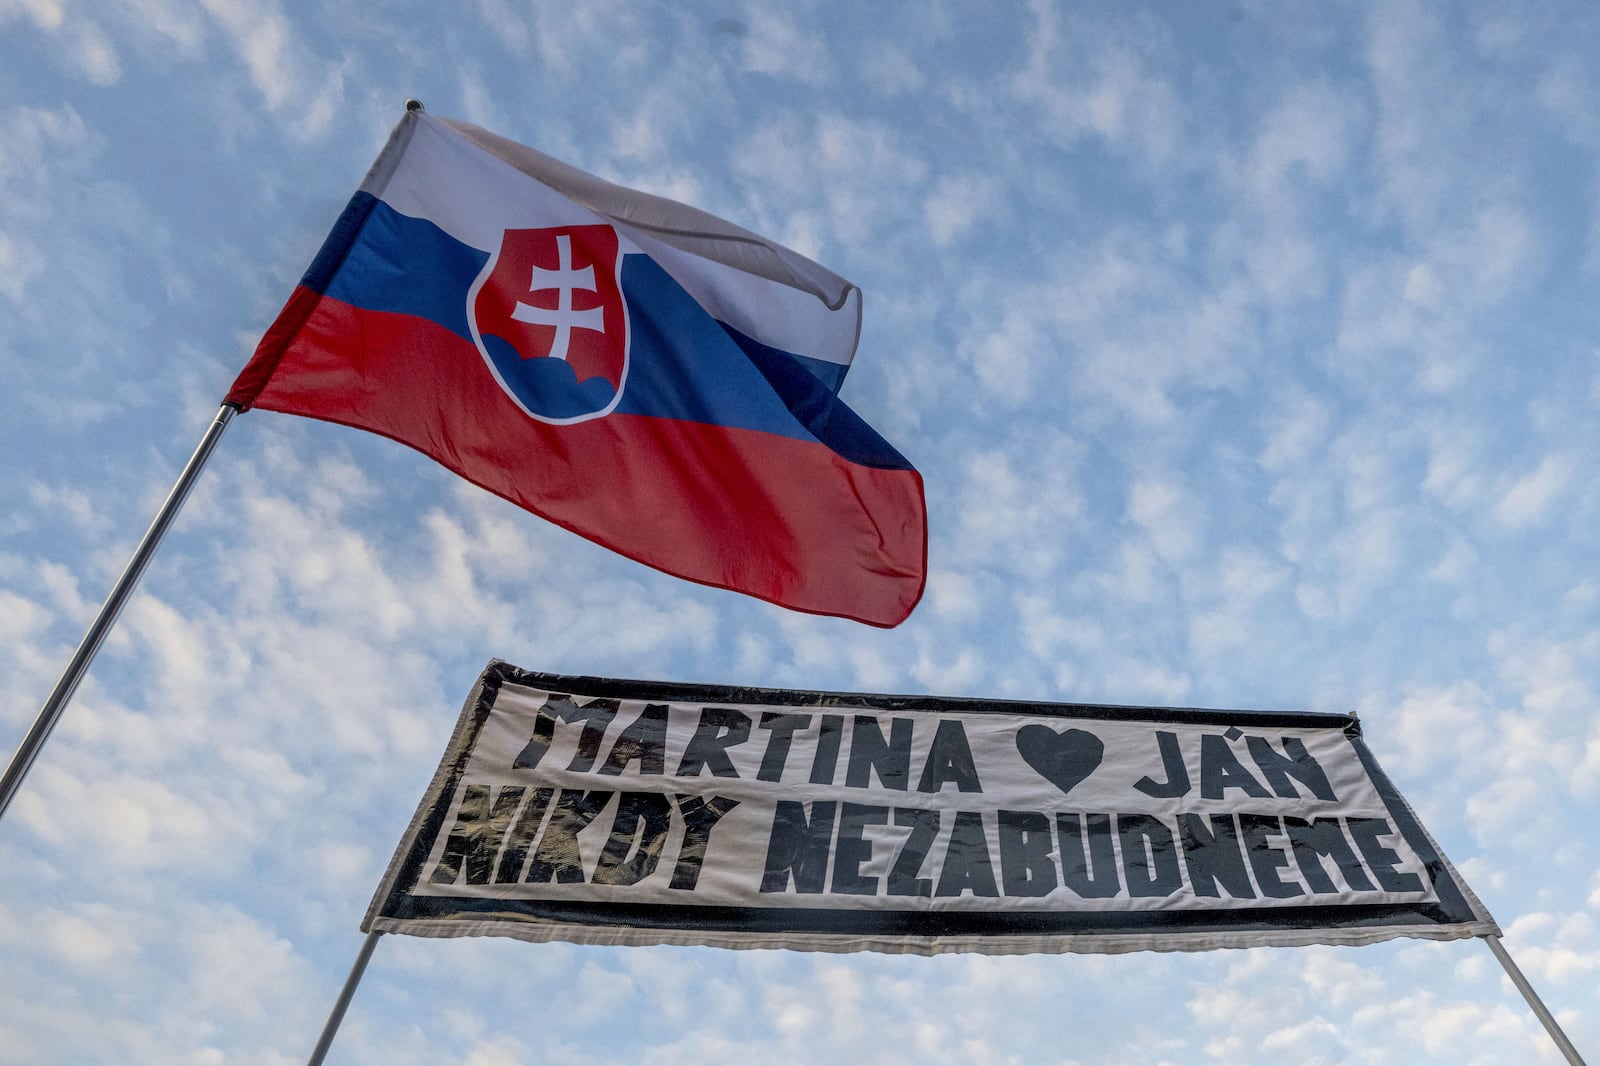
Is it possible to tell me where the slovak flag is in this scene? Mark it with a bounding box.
[227,106,927,627]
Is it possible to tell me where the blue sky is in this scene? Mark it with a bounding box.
[3,1,1599,1062]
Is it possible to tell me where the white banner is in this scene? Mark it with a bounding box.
[366,662,1497,955]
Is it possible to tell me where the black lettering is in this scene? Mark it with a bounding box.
[831,803,889,895]
[525,789,615,883]
[494,786,554,884]
[917,719,983,793]
[1200,733,1271,800]
[670,794,740,890]
[1118,814,1182,897]
[1246,736,1336,801]
[1177,813,1254,899]
[887,808,938,897]
[560,700,619,772]
[935,811,998,897]
[592,791,672,886]
[998,809,1056,897]
[1134,731,1191,798]
[808,714,844,784]
[761,801,837,893]
[757,712,811,782]
[676,707,751,778]
[430,784,525,886]
[511,703,558,771]
[1284,816,1374,892]
[847,716,913,790]
[1347,817,1424,892]
[1059,813,1121,898]
[598,703,668,776]
[513,694,620,772]
[1239,814,1302,898]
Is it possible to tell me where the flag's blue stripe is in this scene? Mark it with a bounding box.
[299,190,382,295]
[311,194,911,471]
[717,318,909,473]
[734,339,847,394]
[319,194,484,337]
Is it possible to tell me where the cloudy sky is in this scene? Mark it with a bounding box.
[4,1,1599,1062]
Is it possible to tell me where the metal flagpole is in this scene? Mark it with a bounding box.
[0,402,240,821]
[1486,935,1587,1065]
[307,930,383,1066]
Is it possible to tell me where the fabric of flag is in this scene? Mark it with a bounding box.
[227,107,927,627]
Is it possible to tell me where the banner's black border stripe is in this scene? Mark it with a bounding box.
[484,661,1361,733]
[1346,733,1480,924]
[375,666,506,927]
[380,894,1464,937]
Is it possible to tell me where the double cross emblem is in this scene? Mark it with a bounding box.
[512,234,606,362]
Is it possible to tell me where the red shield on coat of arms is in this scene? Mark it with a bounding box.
[469,224,630,423]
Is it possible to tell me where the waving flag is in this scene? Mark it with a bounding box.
[228,106,926,627]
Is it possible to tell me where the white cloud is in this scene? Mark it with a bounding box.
[732,113,926,260]
[1257,389,1332,474]
[462,1036,534,1066]
[953,232,1255,424]
[1387,682,1497,778]
[118,0,206,55]
[1422,419,1489,510]
[1246,81,1360,198]
[43,905,131,968]
[1008,0,1188,170]
[956,291,1049,408]
[471,0,532,57]
[0,102,93,207]
[197,0,345,139]
[0,589,50,648]
[522,0,651,80]
[0,232,43,304]
[922,173,998,247]
[1128,478,1201,564]
[1494,452,1575,528]
[860,45,925,96]
[739,7,830,85]
[1427,536,1478,585]
[1365,4,1470,235]
[910,647,982,693]
[0,0,62,28]
[951,436,1087,577]
[923,569,981,622]
[177,906,315,1026]
[1188,548,1291,657]
[13,762,223,871]
[64,15,119,83]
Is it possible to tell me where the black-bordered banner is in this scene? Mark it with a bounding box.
[365,661,1496,955]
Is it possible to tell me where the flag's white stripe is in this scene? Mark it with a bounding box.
[368,113,860,370]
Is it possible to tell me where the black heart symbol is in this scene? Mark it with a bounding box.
[1016,725,1104,796]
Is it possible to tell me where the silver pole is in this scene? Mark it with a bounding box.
[0,402,239,820]
[1486,934,1587,1065]
[307,930,383,1066]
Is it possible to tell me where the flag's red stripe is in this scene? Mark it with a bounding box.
[246,290,927,626]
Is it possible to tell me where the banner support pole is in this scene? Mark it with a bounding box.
[307,930,382,1066]
[0,402,240,823]
[1485,934,1587,1065]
